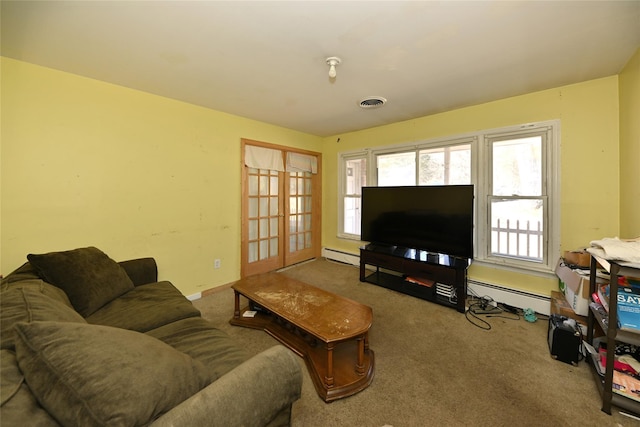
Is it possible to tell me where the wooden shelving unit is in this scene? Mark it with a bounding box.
[586,254,640,415]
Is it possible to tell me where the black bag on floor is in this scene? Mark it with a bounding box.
[548,314,582,365]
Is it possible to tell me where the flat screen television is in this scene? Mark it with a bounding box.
[360,185,474,259]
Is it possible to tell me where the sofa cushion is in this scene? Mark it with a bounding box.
[86,281,201,332]
[0,280,86,351]
[0,349,60,426]
[27,247,134,317]
[147,317,250,381]
[0,262,41,286]
[118,257,158,286]
[14,321,212,427]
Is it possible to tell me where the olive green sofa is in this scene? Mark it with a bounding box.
[0,247,302,427]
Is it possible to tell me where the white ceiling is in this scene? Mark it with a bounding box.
[2,1,639,137]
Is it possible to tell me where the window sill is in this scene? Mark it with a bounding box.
[472,258,557,280]
[337,233,363,241]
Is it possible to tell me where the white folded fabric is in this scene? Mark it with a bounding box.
[589,237,640,264]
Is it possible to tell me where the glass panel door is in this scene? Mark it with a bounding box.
[285,171,315,265]
[241,140,321,277]
[242,167,284,276]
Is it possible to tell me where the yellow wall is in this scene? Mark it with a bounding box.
[619,48,640,238]
[1,55,630,299]
[321,77,621,296]
[0,58,322,295]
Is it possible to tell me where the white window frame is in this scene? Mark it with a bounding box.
[338,150,369,239]
[337,120,560,275]
[476,122,560,274]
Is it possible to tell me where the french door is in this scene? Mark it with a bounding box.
[241,140,321,277]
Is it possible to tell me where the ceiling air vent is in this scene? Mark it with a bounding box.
[359,97,387,109]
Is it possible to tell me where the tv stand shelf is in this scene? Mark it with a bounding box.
[359,244,470,313]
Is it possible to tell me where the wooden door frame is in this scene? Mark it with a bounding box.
[240,138,322,278]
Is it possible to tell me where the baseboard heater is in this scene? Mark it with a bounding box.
[467,279,550,316]
[321,247,551,315]
[322,248,361,266]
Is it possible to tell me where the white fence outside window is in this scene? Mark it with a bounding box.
[491,218,543,261]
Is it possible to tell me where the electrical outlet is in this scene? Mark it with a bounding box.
[214,259,221,269]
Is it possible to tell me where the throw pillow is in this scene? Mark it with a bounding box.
[1,349,61,426]
[0,280,86,350]
[14,321,212,427]
[27,247,134,317]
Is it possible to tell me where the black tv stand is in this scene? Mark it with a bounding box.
[359,244,470,313]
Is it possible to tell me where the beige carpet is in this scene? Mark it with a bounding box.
[193,259,637,427]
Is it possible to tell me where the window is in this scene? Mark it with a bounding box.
[377,152,415,186]
[339,153,367,237]
[376,143,472,187]
[481,128,556,269]
[338,121,559,274]
[419,145,471,185]
[490,135,544,261]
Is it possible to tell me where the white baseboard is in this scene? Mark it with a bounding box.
[187,292,202,301]
[322,246,551,315]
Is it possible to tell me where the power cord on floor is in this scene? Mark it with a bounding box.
[465,294,529,330]
[465,307,492,330]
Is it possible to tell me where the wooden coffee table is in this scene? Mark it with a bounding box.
[229,272,374,402]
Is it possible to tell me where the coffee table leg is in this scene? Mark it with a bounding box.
[325,343,335,388]
[233,290,241,319]
[356,335,365,375]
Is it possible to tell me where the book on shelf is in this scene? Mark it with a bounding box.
[612,370,640,403]
[589,300,609,327]
[584,341,605,377]
[592,341,640,401]
[592,291,602,306]
[617,286,640,331]
[405,276,435,287]
[598,284,610,312]
[620,276,640,289]
[591,353,606,377]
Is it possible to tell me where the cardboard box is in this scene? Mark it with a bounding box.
[562,250,591,268]
[555,258,607,316]
[549,290,604,337]
[550,290,584,320]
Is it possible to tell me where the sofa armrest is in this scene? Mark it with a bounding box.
[118,258,158,286]
[151,345,302,427]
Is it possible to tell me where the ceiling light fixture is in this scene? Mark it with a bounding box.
[326,56,341,79]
